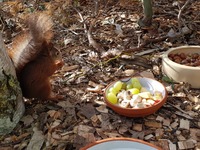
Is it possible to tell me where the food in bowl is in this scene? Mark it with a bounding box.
[162,45,200,88]
[104,77,167,117]
[168,52,200,67]
[106,77,163,109]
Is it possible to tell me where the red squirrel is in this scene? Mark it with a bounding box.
[7,13,64,101]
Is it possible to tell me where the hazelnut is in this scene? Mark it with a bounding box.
[174,58,181,64]
[192,53,199,59]
[180,53,186,59]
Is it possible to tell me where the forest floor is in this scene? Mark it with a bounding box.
[0,0,200,150]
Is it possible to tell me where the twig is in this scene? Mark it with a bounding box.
[166,102,195,120]
[177,0,192,32]
[64,54,121,82]
[121,36,168,54]
[135,48,162,56]
[93,0,99,16]
[87,19,105,52]
[74,7,104,52]
[73,7,87,33]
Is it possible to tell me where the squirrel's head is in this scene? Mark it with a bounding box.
[47,42,64,69]
[40,41,64,69]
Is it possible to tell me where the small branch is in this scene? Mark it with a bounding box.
[121,26,191,55]
[177,0,192,32]
[74,7,104,52]
[121,35,168,54]
[93,0,99,16]
[87,19,105,52]
[73,8,87,33]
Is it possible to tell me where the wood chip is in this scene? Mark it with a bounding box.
[169,140,177,150]
[62,65,79,72]
[177,135,186,141]
[87,85,102,93]
[145,121,162,128]
[132,124,143,132]
[95,105,108,113]
[176,130,181,135]
[171,121,179,129]
[179,119,190,130]
[88,81,99,87]
[158,139,170,150]
[140,70,154,78]
[190,128,200,141]
[27,128,45,150]
[178,140,195,149]
[105,132,122,138]
[196,131,200,137]
[175,111,193,120]
[163,118,171,126]
[156,116,164,122]
[90,115,99,123]
[187,94,200,103]
[144,134,154,140]
[155,129,164,139]
[124,69,135,76]
[194,104,200,111]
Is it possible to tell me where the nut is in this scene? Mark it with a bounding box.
[168,52,200,67]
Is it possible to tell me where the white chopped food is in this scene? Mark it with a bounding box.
[118,91,163,109]
[119,100,130,108]
[130,95,142,107]
[138,92,152,99]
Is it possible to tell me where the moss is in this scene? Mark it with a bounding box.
[0,72,21,117]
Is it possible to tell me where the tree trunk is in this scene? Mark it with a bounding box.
[138,0,153,27]
[0,33,25,135]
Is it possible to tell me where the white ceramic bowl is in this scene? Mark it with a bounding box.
[80,138,162,150]
[162,46,200,88]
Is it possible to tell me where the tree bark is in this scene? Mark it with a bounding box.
[138,0,153,27]
[0,33,25,135]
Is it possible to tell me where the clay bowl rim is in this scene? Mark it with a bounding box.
[163,45,200,70]
[104,76,168,111]
[80,137,162,150]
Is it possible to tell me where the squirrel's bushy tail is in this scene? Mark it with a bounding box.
[8,13,53,74]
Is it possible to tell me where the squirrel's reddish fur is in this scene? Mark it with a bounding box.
[7,13,64,101]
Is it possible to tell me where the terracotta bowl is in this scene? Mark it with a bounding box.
[104,77,167,117]
[80,137,162,150]
[162,46,200,88]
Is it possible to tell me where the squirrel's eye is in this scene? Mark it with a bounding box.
[56,52,59,55]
